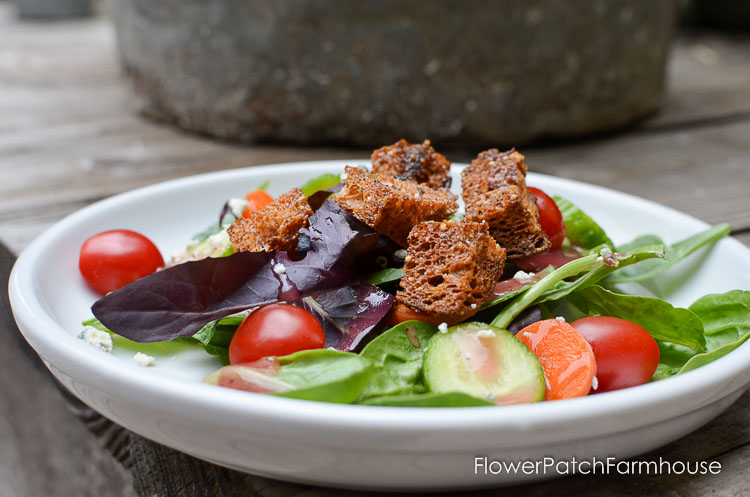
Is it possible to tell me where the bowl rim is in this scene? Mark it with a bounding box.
[8,160,750,440]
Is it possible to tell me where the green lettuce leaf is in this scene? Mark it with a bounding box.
[360,392,494,407]
[491,245,665,328]
[608,224,731,283]
[362,267,405,286]
[567,285,706,351]
[275,349,373,403]
[359,321,438,399]
[553,196,614,249]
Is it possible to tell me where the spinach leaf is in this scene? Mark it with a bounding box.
[553,196,614,249]
[491,245,665,328]
[193,315,245,365]
[654,290,750,379]
[81,317,112,334]
[359,321,438,399]
[301,173,340,197]
[608,224,730,283]
[275,349,373,404]
[360,392,494,407]
[689,289,750,349]
[567,285,706,351]
[362,267,405,286]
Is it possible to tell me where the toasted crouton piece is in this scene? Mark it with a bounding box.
[334,166,458,247]
[461,148,528,205]
[227,187,312,253]
[462,148,550,258]
[371,139,452,188]
[464,185,550,258]
[397,220,506,323]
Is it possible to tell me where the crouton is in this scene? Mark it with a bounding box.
[461,148,527,206]
[462,148,550,258]
[397,220,506,323]
[371,139,452,188]
[334,166,458,247]
[464,185,550,258]
[227,187,312,253]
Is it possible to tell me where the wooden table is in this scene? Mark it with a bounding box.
[2,5,750,496]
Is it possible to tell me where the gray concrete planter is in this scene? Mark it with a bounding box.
[110,0,677,147]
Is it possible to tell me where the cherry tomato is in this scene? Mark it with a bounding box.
[79,229,164,294]
[528,186,566,250]
[385,303,458,327]
[242,189,274,217]
[570,316,660,393]
[228,303,325,364]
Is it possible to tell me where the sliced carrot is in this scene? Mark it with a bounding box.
[242,189,274,217]
[516,319,597,401]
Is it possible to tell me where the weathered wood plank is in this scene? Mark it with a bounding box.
[0,244,137,497]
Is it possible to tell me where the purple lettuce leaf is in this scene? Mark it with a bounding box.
[92,200,397,343]
[300,282,395,351]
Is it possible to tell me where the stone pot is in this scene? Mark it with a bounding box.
[110,0,677,147]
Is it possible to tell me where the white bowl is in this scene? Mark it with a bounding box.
[9,161,750,491]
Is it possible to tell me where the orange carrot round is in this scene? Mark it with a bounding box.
[243,189,274,217]
[516,318,597,401]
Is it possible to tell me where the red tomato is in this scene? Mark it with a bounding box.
[79,229,164,294]
[242,189,274,217]
[385,304,457,327]
[515,249,580,272]
[570,316,660,393]
[528,186,566,250]
[228,304,325,364]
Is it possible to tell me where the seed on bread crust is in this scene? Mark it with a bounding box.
[371,139,452,189]
[227,187,312,254]
[397,220,506,323]
[334,166,458,247]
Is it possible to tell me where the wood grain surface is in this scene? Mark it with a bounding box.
[2,4,750,496]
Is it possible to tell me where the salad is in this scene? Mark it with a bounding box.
[77,140,750,407]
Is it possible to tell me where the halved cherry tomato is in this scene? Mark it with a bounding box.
[242,189,274,217]
[385,304,457,327]
[571,316,660,393]
[79,229,164,294]
[517,319,597,401]
[228,303,325,364]
[528,186,565,250]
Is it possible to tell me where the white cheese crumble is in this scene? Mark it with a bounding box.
[513,270,535,283]
[273,263,287,275]
[598,246,619,267]
[227,196,249,218]
[475,329,496,338]
[438,322,449,334]
[470,303,478,309]
[394,249,408,260]
[78,327,113,353]
[591,375,599,391]
[133,352,156,367]
[555,316,566,323]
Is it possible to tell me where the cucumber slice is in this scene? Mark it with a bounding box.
[424,322,545,405]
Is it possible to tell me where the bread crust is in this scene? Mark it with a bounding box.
[334,166,458,247]
[227,187,312,253]
[397,220,506,323]
[462,148,550,258]
[371,139,452,189]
